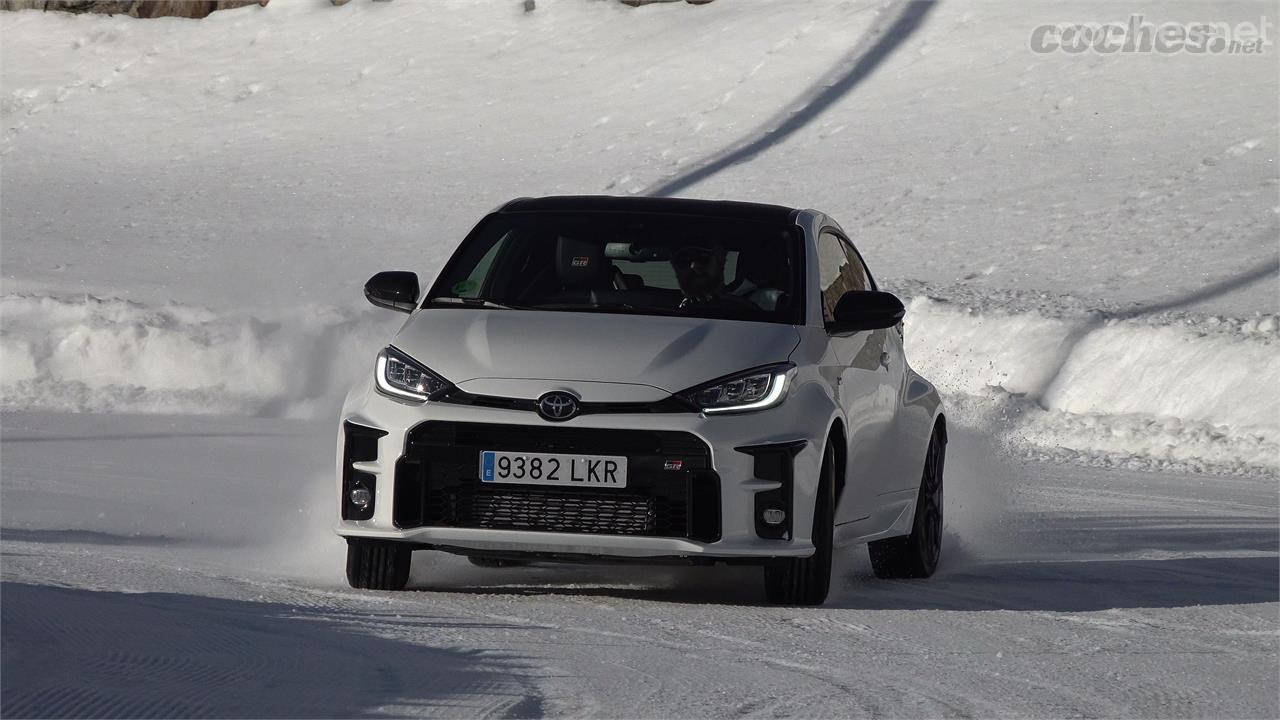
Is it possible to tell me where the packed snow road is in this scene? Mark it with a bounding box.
[2,412,1275,718]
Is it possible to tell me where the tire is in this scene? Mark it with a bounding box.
[763,441,835,606]
[869,426,945,579]
[467,556,529,568]
[345,538,412,590]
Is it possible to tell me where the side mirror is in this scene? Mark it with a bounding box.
[364,271,419,313]
[827,290,905,334]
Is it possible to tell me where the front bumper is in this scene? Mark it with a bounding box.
[335,378,826,560]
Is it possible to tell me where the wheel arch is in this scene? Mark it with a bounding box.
[901,366,946,481]
[825,417,847,506]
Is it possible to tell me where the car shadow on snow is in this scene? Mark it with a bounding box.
[408,552,1277,612]
[406,511,1278,611]
[0,582,545,719]
[829,510,1280,611]
[999,513,1280,556]
[830,554,1278,612]
[411,561,773,607]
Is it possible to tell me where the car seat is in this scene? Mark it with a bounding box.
[728,250,787,311]
[550,235,617,304]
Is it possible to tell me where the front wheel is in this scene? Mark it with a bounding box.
[763,442,835,606]
[346,538,412,590]
[869,426,945,579]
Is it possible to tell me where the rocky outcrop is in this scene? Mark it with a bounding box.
[0,0,267,18]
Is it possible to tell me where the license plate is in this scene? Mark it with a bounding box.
[480,451,628,488]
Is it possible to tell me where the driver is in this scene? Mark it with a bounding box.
[671,245,756,311]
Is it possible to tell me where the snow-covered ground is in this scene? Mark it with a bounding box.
[2,0,1277,716]
[2,412,1276,717]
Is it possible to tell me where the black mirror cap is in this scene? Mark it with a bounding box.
[827,290,905,334]
[364,271,420,313]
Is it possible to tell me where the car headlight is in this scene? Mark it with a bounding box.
[375,346,450,402]
[681,363,794,414]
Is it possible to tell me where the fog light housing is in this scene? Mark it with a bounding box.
[761,508,786,526]
[349,486,373,510]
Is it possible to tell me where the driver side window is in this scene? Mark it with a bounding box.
[817,230,869,322]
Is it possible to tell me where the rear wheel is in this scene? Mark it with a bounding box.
[763,442,835,606]
[345,538,412,590]
[869,426,945,579]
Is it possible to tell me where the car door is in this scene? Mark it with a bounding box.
[816,229,904,527]
[841,237,912,498]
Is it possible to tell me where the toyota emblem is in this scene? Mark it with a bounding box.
[537,392,579,422]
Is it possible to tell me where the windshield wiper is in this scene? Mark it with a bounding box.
[427,297,528,310]
[534,302,683,317]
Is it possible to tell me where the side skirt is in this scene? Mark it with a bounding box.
[833,489,917,546]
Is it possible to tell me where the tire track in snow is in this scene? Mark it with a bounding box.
[643,0,937,197]
[406,590,989,717]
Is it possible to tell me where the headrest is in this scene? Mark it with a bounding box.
[556,236,607,288]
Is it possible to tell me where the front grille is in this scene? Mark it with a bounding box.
[439,389,695,416]
[394,421,720,541]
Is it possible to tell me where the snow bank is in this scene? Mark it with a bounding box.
[0,294,397,417]
[3,292,1275,471]
[906,297,1280,433]
[905,297,1279,472]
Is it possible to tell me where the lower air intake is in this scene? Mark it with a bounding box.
[464,486,659,535]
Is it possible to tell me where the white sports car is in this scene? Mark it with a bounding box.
[337,196,946,605]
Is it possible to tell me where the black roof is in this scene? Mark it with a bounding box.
[498,195,797,222]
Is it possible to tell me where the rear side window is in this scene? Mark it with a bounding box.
[816,230,870,322]
[839,238,875,292]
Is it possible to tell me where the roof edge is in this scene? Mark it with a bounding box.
[496,195,798,220]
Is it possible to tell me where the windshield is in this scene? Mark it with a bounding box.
[427,212,804,324]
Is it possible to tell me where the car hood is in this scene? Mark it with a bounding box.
[392,309,801,396]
